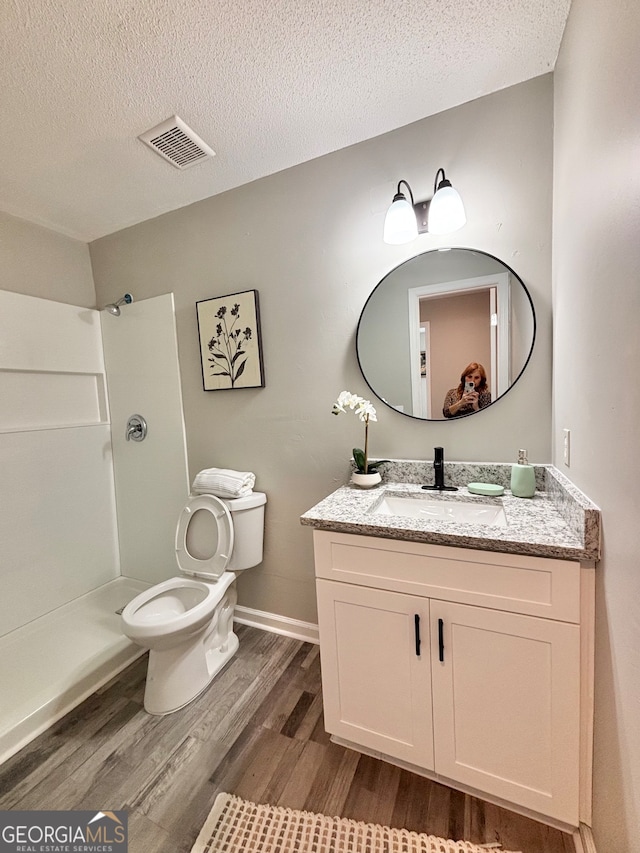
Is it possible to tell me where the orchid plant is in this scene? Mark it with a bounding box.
[331,391,389,475]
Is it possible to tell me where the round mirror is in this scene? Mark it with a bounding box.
[356,248,536,420]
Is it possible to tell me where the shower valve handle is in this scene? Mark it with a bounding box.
[126,414,147,442]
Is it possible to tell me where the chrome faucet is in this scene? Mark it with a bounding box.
[422,446,458,492]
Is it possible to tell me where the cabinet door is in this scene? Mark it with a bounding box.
[431,600,580,824]
[316,579,433,769]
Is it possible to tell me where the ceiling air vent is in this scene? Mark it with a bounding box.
[138,115,216,170]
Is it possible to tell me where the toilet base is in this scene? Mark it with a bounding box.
[143,586,238,715]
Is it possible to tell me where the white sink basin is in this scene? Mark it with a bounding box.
[371,494,507,527]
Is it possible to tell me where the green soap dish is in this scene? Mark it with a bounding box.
[467,482,505,497]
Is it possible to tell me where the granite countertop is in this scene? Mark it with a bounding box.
[300,461,601,563]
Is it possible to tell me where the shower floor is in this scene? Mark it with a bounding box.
[0,576,150,765]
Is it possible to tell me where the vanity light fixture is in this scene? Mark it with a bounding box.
[383,180,419,245]
[428,168,467,234]
[383,168,466,244]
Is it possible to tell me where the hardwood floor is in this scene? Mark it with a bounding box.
[0,626,575,853]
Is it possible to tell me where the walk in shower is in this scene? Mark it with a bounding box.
[0,290,189,763]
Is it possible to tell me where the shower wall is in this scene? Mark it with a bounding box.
[0,283,191,645]
[0,290,120,637]
[100,293,190,584]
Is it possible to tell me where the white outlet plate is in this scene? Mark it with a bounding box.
[563,429,571,466]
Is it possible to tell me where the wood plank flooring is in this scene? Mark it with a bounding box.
[0,626,575,853]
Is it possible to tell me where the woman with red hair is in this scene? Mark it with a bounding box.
[442,362,492,418]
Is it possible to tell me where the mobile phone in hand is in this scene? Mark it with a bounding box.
[464,381,475,394]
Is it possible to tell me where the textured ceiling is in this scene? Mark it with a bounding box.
[0,0,571,242]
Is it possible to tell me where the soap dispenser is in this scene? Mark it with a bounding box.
[510,449,536,498]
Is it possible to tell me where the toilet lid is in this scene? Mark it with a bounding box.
[175,494,234,580]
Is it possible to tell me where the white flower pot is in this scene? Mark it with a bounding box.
[351,471,382,488]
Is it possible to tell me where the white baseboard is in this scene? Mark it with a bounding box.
[234,605,319,644]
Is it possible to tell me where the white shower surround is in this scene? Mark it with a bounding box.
[0,292,120,631]
[0,290,189,763]
[0,578,147,764]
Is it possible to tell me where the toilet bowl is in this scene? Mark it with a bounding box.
[121,491,266,715]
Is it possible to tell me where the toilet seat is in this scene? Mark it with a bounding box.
[121,573,237,642]
[175,494,234,580]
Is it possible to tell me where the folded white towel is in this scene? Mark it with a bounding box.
[191,467,256,499]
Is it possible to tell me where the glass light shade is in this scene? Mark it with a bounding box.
[427,185,466,234]
[383,197,418,244]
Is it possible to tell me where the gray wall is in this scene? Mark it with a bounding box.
[553,0,640,846]
[90,75,553,624]
[0,211,95,306]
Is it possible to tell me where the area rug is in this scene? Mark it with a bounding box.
[191,792,522,853]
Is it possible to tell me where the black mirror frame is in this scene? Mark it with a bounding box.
[355,247,537,422]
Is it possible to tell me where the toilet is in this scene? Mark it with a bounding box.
[121,490,266,715]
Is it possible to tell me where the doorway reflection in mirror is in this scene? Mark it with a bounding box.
[355,249,536,421]
[443,362,492,418]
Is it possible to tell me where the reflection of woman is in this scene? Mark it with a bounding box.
[443,362,492,418]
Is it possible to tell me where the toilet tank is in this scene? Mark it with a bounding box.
[222,492,267,570]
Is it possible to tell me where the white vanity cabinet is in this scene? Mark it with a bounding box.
[313,530,593,828]
[316,580,434,768]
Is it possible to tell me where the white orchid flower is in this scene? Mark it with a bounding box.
[356,400,377,422]
[343,392,362,409]
[332,390,362,415]
[331,391,388,476]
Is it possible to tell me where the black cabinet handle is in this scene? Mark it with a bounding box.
[438,618,444,662]
[414,614,421,656]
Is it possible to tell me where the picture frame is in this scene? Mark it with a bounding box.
[196,289,265,391]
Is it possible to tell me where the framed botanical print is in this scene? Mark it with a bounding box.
[196,289,265,391]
